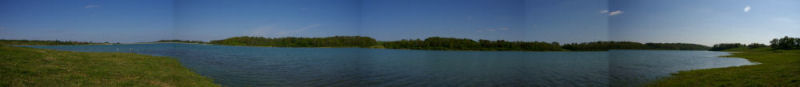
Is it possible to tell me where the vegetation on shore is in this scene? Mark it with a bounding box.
[209,36,377,47]
[155,40,206,44]
[206,36,711,51]
[649,47,800,86]
[382,37,563,51]
[0,40,105,45]
[0,45,218,87]
[769,36,800,50]
[709,36,798,51]
[0,40,218,86]
[652,36,800,86]
[709,43,768,51]
[562,41,710,51]
[3,36,798,86]
[382,37,709,51]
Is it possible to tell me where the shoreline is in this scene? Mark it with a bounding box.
[114,43,718,52]
[0,45,219,86]
[650,47,800,86]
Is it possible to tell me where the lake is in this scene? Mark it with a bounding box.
[24,43,755,86]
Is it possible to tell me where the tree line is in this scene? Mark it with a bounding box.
[155,40,206,44]
[7,36,796,51]
[0,40,100,45]
[209,36,377,47]
[561,41,710,51]
[207,36,714,51]
[708,36,798,51]
[382,37,710,51]
[381,37,563,51]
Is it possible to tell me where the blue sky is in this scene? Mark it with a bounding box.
[0,0,798,46]
[0,0,174,42]
[611,0,800,45]
[174,0,362,41]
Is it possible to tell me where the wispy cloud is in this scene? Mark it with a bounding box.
[84,5,101,8]
[609,10,623,16]
[744,5,751,12]
[601,10,623,16]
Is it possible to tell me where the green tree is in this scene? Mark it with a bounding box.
[770,36,800,50]
[747,43,767,48]
[710,43,744,51]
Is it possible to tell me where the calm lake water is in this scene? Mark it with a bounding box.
[24,43,755,86]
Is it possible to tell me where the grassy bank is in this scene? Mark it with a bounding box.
[650,47,800,86]
[0,45,218,86]
[0,40,112,45]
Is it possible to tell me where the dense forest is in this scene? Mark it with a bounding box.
[644,43,712,50]
[209,36,377,47]
[707,43,767,51]
[561,41,710,51]
[561,41,645,51]
[709,43,745,51]
[381,37,709,51]
[155,40,206,44]
[0,40,100,45]
[381,37,563,51]
[770,36,800,50]
[207,36,712,51]
[708,36,799,51]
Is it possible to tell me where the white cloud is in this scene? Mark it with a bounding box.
[84,5,101,8]
[601,10,623,16]
[608,10,623,16]
[744,5,751,12]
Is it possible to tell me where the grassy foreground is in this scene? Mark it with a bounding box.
[650,47,800,86]
[0,45,218,87]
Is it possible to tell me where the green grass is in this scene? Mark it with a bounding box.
[0,45,219,87]
[0,40,107,45]
[649,47,800,86]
